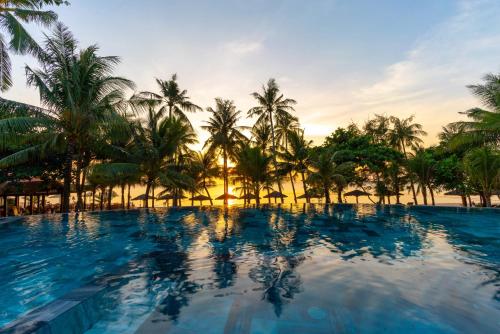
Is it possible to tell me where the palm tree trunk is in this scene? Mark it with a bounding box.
[91,187,95,211]
[289,172,297,203]
[151,185,155,208]
[121,184,125,209]
[484,191,492,207]
[99,189,104,211]
[191,190,194,206]
[62,141,75,213]
[127,184,131,209]
[421,184,428,205]
[223,148,228,205]
[429,185,435,206]
[145,180,152,208]
[300,171,310,203]
[324,185,330,203]
[402,143,418,205]
[75,156,83,212]
[337,188,342,204]
[107,186,113,210]
[268,110,284,203]
[203,179,213,205]
[460,194,467,207]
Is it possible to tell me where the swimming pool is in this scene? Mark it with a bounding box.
[0,205,499,333]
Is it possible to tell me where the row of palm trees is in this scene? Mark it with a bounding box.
[0,15,498,211]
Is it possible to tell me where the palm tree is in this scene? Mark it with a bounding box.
[464,147,499,207]
[251,121,272,152]
[279,130,311,203]
[307,149,352,203]
[275,112,300,149]
[407,149,436,205]
[235,144,272,205]
[203,98,247,204]
[0,24,133,212]
[130,104,197,207]
[364,114,390,144]
[388,115,427,205]
[133,74,201,125]
[248,78,296,203]
[190,151,219,205]
[0,0,67,91]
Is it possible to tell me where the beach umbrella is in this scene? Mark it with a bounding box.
[132,194,148,201]
[215,193,238,201]
[239,193,259,200]
[156,193,187,200]
[297,193,322,199]
[344,189,371,204]
[263,191,288,199]
[189,194,211,205]
[444,189,465,196]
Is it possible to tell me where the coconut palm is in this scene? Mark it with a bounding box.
[131,105,196,207]
[307,149,352,203]
[0,24,133,212]
[275,112,300,149]
[463,147,499,207]
[0,0,67,91]
[248,78,296,202]
[407,149,436,205]
[203,98,247,204]
[235,144,272,205]
[279,130,311,203]
[388,115,427,205]
[251,121,272,153]
[191,151,219,205]
[132,74,201,126]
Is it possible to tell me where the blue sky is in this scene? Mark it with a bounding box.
[3,0,500,146]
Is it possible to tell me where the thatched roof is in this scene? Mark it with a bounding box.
[263,191,288,199]
[0,178,63,196]
[344,189,371,197]
[190,195,211,201]
[215,193,238,200]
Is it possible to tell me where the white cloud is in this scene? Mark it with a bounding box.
[224,40,263,55]
[296,0,500,145]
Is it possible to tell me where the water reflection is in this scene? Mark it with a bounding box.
[2,205,499,332]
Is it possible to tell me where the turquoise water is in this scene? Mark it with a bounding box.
[0,205,499,333]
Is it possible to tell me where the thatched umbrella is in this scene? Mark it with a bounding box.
[189,194,211,205]
[157,193,187,200]
[344,189,371,204]
[132,194,148,201]
[263,191,288,199]
[239,193,258,200]
[215,193,238,201]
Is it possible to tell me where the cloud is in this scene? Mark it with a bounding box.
[224,40,263,55]
[296,0,500,144]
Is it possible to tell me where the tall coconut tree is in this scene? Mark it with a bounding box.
[464,147,499,207]
[0,24,133,212]
[235,144,272,205]
[0,0,67,91]
[448,73,500,148]
[248,78,296,202]
[307,148,352,203]
[133,74,201,126]
[203,98,247,205]
[130,105,197,207]
[388,115,427,205]
[191,150,219,205]
[407,149,436,206]
[279,130,311,203]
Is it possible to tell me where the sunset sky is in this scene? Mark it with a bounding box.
[3,0,500,148]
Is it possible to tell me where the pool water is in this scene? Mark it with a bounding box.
[0,205,499,333]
